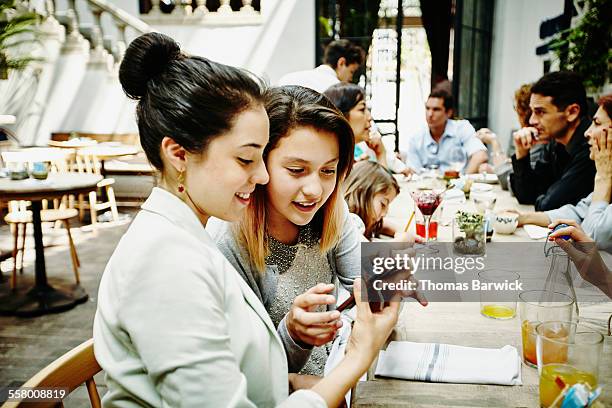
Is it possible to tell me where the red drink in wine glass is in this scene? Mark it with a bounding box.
[416,221,438,240]
[411,191,442,242]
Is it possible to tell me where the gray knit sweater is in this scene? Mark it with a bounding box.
[206,204,361,373]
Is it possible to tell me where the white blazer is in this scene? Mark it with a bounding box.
[93,187,326,407]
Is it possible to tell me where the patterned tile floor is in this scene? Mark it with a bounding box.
[0,211,135,406]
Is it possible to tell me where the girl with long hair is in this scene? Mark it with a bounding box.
[344,160,401,239]
[209,85,362,375]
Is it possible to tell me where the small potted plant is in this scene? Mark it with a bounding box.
[453,210,486,255]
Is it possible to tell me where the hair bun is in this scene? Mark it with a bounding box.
[119,32,181,99]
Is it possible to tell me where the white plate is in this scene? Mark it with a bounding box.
[470,182,493,193]
[468,173,499,184]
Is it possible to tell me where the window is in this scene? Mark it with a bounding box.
[452,0,494,130]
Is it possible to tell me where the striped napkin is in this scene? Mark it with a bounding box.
[375,341,522,385]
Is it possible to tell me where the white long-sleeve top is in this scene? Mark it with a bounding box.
[546,192,612,252]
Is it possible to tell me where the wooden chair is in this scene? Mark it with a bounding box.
[4,207,81,290]
[74,152,119,229]
[1,339,102,408]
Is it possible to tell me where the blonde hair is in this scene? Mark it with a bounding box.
[235,86,355,273]
[344,161,400,238]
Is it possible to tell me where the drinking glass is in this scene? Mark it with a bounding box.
[411,190,442,243]
[536,321,603,408]
[31,162,49,180]
[448,145,466,173]
[518,291,574,368]
[8,161,28,180]
[478,270,520,319]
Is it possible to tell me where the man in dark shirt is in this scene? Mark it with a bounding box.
[510,71,595,211]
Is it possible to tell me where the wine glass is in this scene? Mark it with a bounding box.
[448,145,466,173]
[411,190,443,244]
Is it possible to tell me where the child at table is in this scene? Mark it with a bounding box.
[344,161,411,241]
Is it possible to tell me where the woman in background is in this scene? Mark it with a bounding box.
[324,82,411,176]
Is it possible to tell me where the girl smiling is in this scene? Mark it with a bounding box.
[210,85,361,375]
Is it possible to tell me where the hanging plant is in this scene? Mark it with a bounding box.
[0,0,42,80]
[549,0,612,91]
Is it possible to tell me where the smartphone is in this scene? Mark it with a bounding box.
[336,293,387,313]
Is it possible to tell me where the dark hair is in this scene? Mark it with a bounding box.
[598,94,612,119]
[119,32,265,171]
[428,89,454,111]
[323,39,365,69]
[531,71,587,116]
[323,82,365,118]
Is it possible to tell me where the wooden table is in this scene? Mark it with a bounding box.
[47,139,97,149]
[353,302,611,407]
[76,144,139,178]
[0,173,102,317]
[352,176,612,407]
[1,147,73,165]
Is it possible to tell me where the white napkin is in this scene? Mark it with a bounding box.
[375,341,522,385]
[523,224,549,240]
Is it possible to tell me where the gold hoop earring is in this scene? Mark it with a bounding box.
[177,170,185,193]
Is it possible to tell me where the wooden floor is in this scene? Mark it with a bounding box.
[0,214,133,406]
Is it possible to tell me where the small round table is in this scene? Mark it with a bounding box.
[0,173,102,317]
[47,139,97,149]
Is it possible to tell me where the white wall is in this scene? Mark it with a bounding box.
[488,0,564,150]
[143,0,315,84]
[43,0,315,136]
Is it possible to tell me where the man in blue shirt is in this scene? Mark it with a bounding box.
[403,90,488,174]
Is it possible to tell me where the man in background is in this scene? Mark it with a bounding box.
[277,39,365,93]
[510,71,595,211]
[403,89,488,174]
